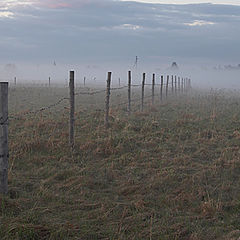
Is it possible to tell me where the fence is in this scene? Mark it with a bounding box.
[0,71,191,194]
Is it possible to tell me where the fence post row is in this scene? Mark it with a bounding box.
[69,71,75,149]
[0,82,8,195]
[105,72,111,128]
[128,71,131,115]
[141,73,145,111]
[152,73,155,105]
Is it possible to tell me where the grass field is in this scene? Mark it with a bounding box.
[1,85,240,239]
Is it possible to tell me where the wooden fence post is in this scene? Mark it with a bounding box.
[49,77,51,87]
[175,76,177,95]
[166,75,169,99]
[160,75,163,101]
[69,71,75,149]
[152,73,155,105]
[128,71,131,114]
[181,78,184,93]
[171,75,174,95]
[105,72,111,128]
[84,77,86,87]
[0,82,8,195]
[178,77,181,94]
[185,78,187,91]
[119,78,121,87]
[141,73,145,111]
[14,77,16,86]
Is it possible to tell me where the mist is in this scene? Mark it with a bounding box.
[1,58,239,90]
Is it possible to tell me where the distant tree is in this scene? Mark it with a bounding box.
[171,62,179,71]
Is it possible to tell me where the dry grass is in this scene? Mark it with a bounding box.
[1,87,240,239]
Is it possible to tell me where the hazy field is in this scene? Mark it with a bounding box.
[1,85,240,239]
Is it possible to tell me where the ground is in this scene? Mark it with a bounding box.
[1,85,240,239]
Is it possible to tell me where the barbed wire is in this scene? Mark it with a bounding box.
[74,86,129,96]
[6,82,190,122]
[110,94,154,108]
[74,84,172,97]
[75,89,106,96]
[110,86,128,90]
[8,96,69,121]
[129,84,142,87]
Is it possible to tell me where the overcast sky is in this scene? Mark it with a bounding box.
[1,0,240,67]
[124,0,240,4]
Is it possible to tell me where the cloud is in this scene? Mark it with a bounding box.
[35,0,111,9]
[0,0,240,63]
[115,24,142,30]
[0,11,14,18]
[0,0,36,9]
[184,20,215,26]
[121,0,240,6]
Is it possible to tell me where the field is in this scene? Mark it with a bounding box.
[1,85,240,239]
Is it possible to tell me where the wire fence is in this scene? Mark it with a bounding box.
[7,73,191,121]
[1,71,191,153]
[0,71,193,193]
[2,73,240,197]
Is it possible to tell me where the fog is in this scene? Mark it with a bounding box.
[1,59,240,90]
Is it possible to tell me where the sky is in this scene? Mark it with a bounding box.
[123,0,240,5]
[0,0,240,77]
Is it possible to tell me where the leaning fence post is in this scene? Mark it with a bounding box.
[128,71,131,114]
[69,71,75,149]
[166,75,169,99]
[152,73,155,105]
[0,82,8,195]
[160,75,163,101]
[141,73,145,111]
[105,72,111,128]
